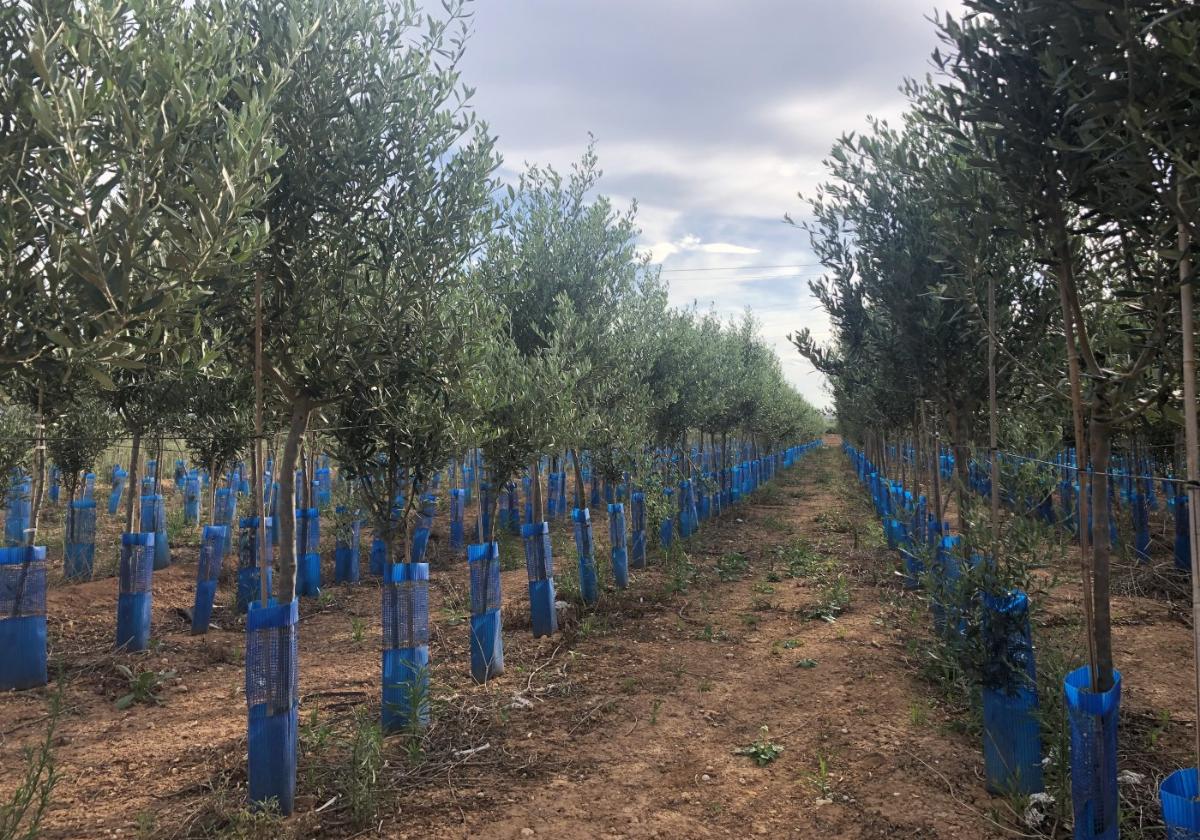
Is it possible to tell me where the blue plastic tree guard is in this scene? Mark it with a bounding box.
[1160,767,1200,840]
[411,494,436,563]
[48,466,60,505]
[522,521,556,638]
[5,477,31,544]
[237,517,273,614]
[572,508,599,605]
[609,503,629,589]
[477,481,492,544]
[506,482,521,535]
[334,515,361,583]
[981,591,1043,795]
[174,460,186,488]
[295,508,320,598]
[140,475,154,497]
[630,492,647,570]
[522,474,534,524]
[116,533,155,651]
[554,472,568,518]
[246,598,299,816]
[315,467,332,508]
[140,494,170,570]
[468,542,504,682]
[214,488,237,559]
[369,536,388,577]
[0,546,48,690]
[63,498,97,581]
[449,488,465,552]
[192,524,228,634]
[382,562,430,732]
[1065,666,1121,840]
[184,473,202,525]
[1175,495,1191,572]
[83,471,95,502]
[679,479,698,539]
[547,473,560,519]
[108,467,127,515]
[590,474,601,507]
[1132,492,1150,563]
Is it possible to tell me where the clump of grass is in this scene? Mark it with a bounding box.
[807,574,851,622]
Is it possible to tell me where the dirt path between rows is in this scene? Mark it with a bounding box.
[1,439,1008,839]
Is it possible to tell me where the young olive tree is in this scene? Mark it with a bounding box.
[224,0,494,600]
[484,146,653,508]
[2,0,284,542]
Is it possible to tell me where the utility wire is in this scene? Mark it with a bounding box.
[658,263,823,273]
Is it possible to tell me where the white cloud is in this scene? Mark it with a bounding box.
[642,234,761,263]
[453,0,966,410]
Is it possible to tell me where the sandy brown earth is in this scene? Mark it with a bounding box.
[1,439,1192,839]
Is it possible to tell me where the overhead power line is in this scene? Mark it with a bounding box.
[657,260,825,273]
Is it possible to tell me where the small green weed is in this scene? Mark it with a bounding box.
[715,552,749,582]
[733,726,783,766]
[350,616,366,644]
[114,664,175,709]
[807,575,850,622]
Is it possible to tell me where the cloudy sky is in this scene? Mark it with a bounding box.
[453,1,960,408]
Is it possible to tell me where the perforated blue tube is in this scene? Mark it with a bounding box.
[315,467,332,508]
[522,521,556,637]
[1176,495,1190,572]
[467,542,504,682]
[449,488,465,552]
[608,503,628,589]
[369,536,387,577]
[334,516,361,583]
[505,482,521,534]
[0,546,48,690]
[572,508,598,605]
[184,473,201,525]
[981,591,1043,795]
[192,524,227,634]
[477,482,492,544]
[679,479,697,539]
[548,473,560,518]
[140,494,170,570]
[1065,666,1121,840]
[108,467,127,515]
[630,492,647,570]
[4,477,31,544]
[116,533,154,651]
[237,517,273,614]
[1160,768,1200,840]
[246,598,298,815]
[295,508,320,598]
[65,498,97,581]
[382,562,430,731]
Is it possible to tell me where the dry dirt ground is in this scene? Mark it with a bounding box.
[2,439,1130,839]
